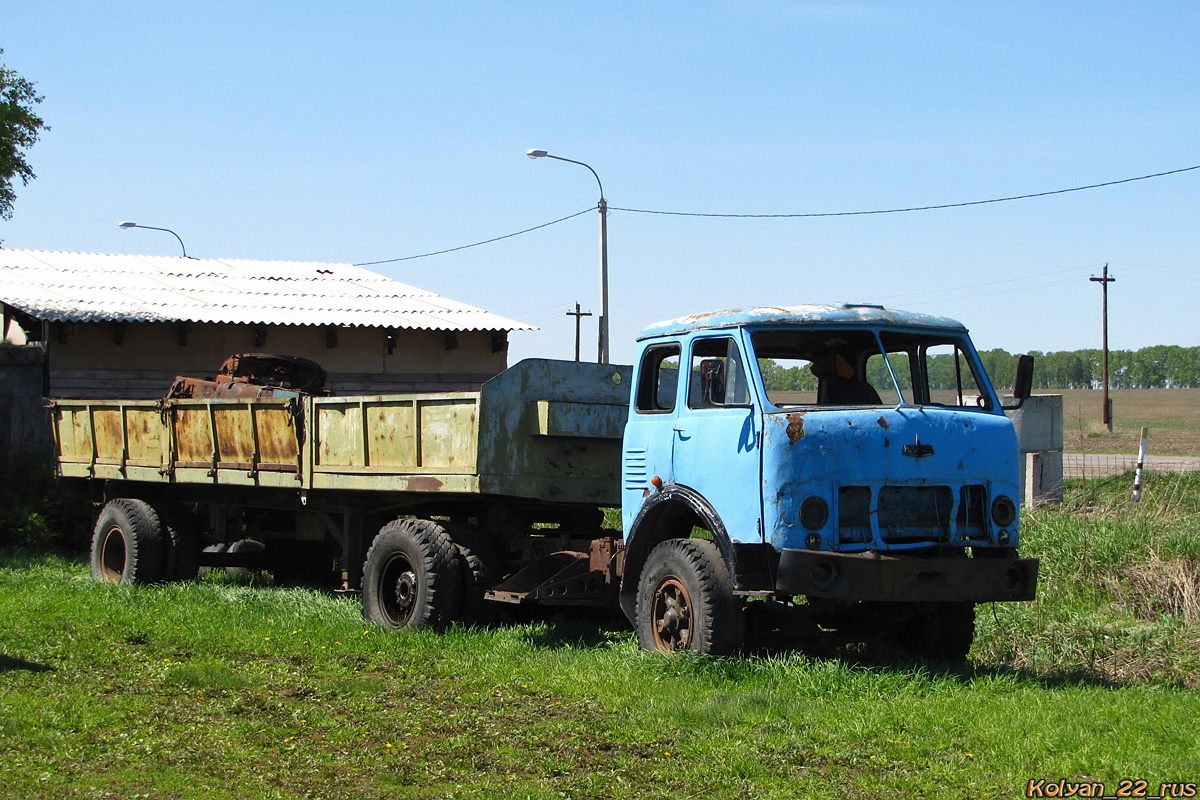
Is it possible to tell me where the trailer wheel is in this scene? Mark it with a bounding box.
[447,526,500,626]
[362,519,463,630]
[157,503,200,582]
[90,499,164,585]
[636,538,743,655]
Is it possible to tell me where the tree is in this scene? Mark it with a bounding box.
[0,50,48,221]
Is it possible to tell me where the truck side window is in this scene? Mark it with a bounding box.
[635,344,681,413]
[921,343,987,408]
[863,352,906,405]
[687,338,751,409]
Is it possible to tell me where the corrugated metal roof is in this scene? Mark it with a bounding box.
[0,249,534,331]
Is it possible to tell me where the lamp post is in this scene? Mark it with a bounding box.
[118,221,188,258]
[526,149,609,364]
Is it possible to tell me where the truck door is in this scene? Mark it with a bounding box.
[670,335,763,543]
[621,343,682,535]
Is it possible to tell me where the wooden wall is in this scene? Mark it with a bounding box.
[41,321,509,399]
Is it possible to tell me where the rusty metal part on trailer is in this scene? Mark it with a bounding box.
[164,353,331,399]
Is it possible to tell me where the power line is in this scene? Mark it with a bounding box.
[874,263,1099,303]
[351,164,1199,265]
[353,207,593,266]
[610,164,1200,218]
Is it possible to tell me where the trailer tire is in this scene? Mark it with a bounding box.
[91,499,164,585]
[636,538,743,655]
[158,503,200,582]
[362,519,463,630]
[452,530,500,626]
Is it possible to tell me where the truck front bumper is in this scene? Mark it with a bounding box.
[775,549,1039,603]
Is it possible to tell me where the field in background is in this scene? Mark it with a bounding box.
[1049,388,1200,456]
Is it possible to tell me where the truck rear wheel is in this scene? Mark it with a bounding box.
[636,538,743,655]
[90,499,164,585]
[885,601,976,663]
[362,519,463,630]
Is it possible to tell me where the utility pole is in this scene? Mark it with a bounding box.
[565,302,593,363]
[1090,264,1116,432]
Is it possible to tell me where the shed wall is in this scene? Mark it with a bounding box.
[44,321,507,398]
[0,344,51,470]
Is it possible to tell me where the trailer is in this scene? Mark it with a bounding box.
[54,304,1039,658]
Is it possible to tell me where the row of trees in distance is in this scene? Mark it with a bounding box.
[979,346,1200,390]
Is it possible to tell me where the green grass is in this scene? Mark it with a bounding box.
[3,476,1200,798]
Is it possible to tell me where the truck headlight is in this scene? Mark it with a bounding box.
[799,496,829,530]
[991,495,1017,528]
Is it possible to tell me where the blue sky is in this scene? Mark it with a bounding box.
[3,2,1198,365]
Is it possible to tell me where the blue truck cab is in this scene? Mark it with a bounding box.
[619,303,1039,657]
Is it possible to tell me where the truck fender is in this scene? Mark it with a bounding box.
[618,484,740,625]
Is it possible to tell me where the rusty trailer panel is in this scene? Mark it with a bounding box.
[477,360,631,505]
[309,394,481,493]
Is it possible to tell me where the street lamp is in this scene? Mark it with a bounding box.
[526,149,610,364]
[118,221,188,258]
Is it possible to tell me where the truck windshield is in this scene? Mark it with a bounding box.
[751,328,994,410]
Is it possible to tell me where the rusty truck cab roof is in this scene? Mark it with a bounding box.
[637,303,968,340]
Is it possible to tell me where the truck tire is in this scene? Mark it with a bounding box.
[362,519,463,630]
[225,538,266,577]
[636,538,743,655]
[885,601,976,663]
[90,499,164,585]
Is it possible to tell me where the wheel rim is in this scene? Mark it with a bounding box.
[99,526,126,584]
[379,553,419,626]
[651,576,693,651]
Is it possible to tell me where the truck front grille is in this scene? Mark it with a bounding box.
[878,485,953,543]
[839,484,984,545]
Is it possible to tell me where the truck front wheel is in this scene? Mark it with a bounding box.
[90,499,164,585]
[636,538,743,655]
[362,519,463,630]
